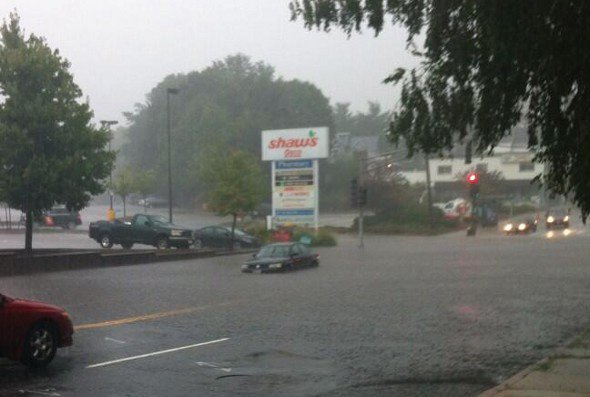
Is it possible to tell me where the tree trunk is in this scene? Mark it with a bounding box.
[25,210,33,254]
[123,196,127,217]
[230,213,237,250]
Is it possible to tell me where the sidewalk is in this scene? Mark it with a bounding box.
[479,328,590,397]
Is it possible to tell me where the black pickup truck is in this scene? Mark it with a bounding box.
[89,214,193,249]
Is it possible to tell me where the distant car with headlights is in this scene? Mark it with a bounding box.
[0,293,73,367]
[503,217,538,235]
[89,214,193,249]
[35,206,82,229]
[545,208,570,230]
[242,243,319,273]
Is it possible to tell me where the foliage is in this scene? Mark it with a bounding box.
[112,167,135,198]
[133,169,156,201]
[201,148,265,215]
[292,228,337,247]
[289,1,590,220]
[333,102,390,137]
[112,167,135,217]
[456,169,505,198]
[122,54,332,206]
[0,13,114,250]
[355,203,461,235]
[322,154,358,211]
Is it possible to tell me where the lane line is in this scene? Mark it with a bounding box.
[87,338,230,369]
[104,337,127,344]
[74,300,240,331]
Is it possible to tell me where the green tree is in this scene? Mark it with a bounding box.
[112,167,135,217]
[133,169,156,213]
[200,150,265,248]
[290,1,590,219]
[121,54,332,206]
[0,13,114,251]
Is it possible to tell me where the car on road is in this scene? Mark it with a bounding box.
[89,214,193,249]
[193,226,260,250]
[242,242,319,273]
[0,293,73,368]
[34,206,82,229]
[545,208,570,230]
[503,217,538,235]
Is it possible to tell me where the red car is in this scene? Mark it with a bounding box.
[0,293,73,367]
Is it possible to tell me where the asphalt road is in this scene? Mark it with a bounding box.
[1,224,590,396]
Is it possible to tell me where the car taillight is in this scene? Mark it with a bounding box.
[45,216,54,226]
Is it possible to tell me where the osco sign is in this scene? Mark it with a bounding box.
[262,127,329,161]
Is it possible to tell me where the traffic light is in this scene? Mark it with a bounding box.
[350,177,359,208]
[467,171,480,199]
[358,187,368,207]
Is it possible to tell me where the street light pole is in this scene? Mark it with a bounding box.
[100,120,118,221]
[166,88,179,224]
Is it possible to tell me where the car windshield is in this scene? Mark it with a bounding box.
[147,215,170,225]
[225,228,246,236]
[256,245,291,258]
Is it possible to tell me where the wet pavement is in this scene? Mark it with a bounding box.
[1,222,590,396]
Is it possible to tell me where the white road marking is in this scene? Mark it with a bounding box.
[17,389,61,396]
[104,337,127,344]
[86,338,229,369]
[196,361,232,373]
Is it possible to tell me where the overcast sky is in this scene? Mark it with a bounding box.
[0,1,418,125]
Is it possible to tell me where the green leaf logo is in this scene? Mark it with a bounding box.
[309,130,316,138]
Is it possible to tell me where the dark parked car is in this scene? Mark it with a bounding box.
[35,207,82,229]
[545,208,570,229]
[193,226,260,249]
[242,243,319,273]
[503,217,538,235]
[0,293,74,368]
[89,214,193,249]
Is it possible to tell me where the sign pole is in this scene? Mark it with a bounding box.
[314,159,319,231]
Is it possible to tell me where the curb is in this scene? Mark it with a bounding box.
[0,248,257,277]
[478,327,590,397]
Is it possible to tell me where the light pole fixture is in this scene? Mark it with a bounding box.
[166,88,179,223]
[100,120,118,217]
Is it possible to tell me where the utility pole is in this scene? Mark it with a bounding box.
[166,88,179,224]
[357,151,367,248]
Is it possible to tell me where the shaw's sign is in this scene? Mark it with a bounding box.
[262,127,328,161]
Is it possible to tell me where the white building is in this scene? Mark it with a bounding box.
[397,128,544,200]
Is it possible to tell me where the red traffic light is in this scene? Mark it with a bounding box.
[467,172,479,184]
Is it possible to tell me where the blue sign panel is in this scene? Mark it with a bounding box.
[275,160,313,169]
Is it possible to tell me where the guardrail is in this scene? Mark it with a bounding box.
[0,248,257,277]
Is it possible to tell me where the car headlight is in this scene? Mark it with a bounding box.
[518,223,527,231]
[547,216,554,223]
[564,215,569,222]
[171,230,182,236]
[268,263,283,269]
[504,224,513,232]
